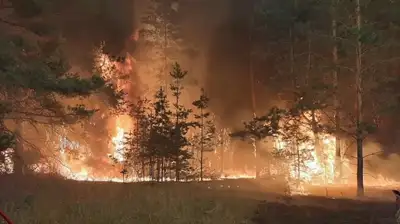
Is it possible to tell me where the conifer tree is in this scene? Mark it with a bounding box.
[169,63,195,181]
[124,97,151,180]
[192,88,215,181]
[147,87,173,181]
[0,0,122,172]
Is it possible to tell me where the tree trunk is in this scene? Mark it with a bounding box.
[290,0,297,88]
[332,0,342,183]
[253,139,260,179]
[175,159,180,181]
[306,20,312,85]
[13,121,25,176]
[355,0,364,197]
[163,13,168,89]
[141,161,145,180]
[168,161,172,180]
[220,139,224,175]
[156,158,161,182]
[200,108,204,181]
[149,157,154,180]
[295,139,301,187]
[249,0,260,179]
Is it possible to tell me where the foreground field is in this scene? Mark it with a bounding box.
[0,176,398,223]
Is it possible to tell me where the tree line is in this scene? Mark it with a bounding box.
[117,63,215,182]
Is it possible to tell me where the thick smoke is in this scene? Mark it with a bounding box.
[57,0,136,69]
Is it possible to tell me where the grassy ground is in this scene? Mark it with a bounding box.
[0,175,398,224]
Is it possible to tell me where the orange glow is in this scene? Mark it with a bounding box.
[2,43,399,194]
[52,47,133,181]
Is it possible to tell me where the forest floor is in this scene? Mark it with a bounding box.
[0,175,398,224]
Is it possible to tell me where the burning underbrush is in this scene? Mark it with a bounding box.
[1,107,398,196]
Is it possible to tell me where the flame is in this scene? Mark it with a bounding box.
[271,111,350,193]
[111,126,125,163]
[52,47,133,181]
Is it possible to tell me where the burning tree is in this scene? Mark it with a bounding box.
[122,63,205,182]
[231,107,284,178]
[0,0,124,175]
[274,110,319,189]
[216,128,232,176]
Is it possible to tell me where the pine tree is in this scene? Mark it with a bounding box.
[192,88,215,181]
[0,1,123,173]
[332,0,400,196]
[124,97,151,180]
[169,63,195,181]
[147,87,173,181]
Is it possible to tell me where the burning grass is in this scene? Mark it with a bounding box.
[0,175,398,224]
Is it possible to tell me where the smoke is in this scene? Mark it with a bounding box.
[363,141,400,182]
[56,0,136,69]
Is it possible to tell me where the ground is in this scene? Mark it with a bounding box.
[0,175,398,223]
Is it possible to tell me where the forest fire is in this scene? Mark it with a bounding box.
[39,49,136,182]
[0,39,399,195]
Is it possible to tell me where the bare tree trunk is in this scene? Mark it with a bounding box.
[290,0,298,88]
[312,111,322,168]
[306,22,312,85]
[163,14,168,89]
[331,0,342,183]
[160,158,164,181]
[13,121,25,176]
[141,161,145,180]
[295,139,300,187]
[149,157,154,180]
[200,108,204,181]
[220,138,224,175]
[248,0,260,179]
[168,161,172,180]
[355,0,364,197]
[173,84,180,182]
[156,158,161,182]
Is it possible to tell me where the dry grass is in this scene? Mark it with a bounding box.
[0,176,258,224]
[0,175,397,224]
